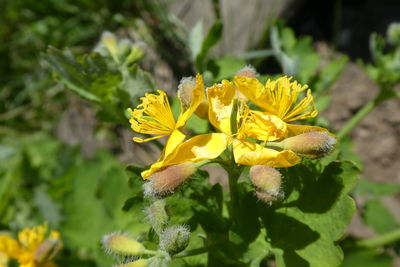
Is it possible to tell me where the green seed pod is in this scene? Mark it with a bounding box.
[159,225,190,255]
[102,233,145,256]
[144,162,197,198]
[146,200,169,234]
[282,131,337,159]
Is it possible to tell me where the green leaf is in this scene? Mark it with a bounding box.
[189,19,204,60]
[45,47,120,104]
[195,20,223,72]
[260,161,359,267]
[342,248,393,267]
[362,199,399,234]
[34,186,62,227]
[241,231,271,266]
[354,180,400,196]
[314,56,348,94]
[314,95,332,112]
[186,114,209,134]
[214,56,246,81]
[59,151,148,266]
[119,64,157,107]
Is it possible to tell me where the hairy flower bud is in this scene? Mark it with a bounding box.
[160,225,190,255]
[282,131,337,159]
[236,65,257,78]
[250,165,283,204]
[116,259,149,267]
[146,200,169,234]
[178,77,208,119]
[102,233,145,256]
[144,162,197,198]
[34,238,62,262]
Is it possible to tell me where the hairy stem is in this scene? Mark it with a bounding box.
[174,246,211,258]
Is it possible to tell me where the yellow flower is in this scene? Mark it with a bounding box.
[207,79,300,167]
[130,74,229,179]
[0,224,61,267]
[234,76,330,137]
[129,73,205,143]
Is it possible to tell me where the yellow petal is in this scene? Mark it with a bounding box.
[163,130,186,157]
[207,80,236,134]
[0,235,21,258]
[176,74,205,128]
[239,111,288,141]
[234,76,269,111]
[141,133,230,179]
[141,130,186,180]
[233,139,300,167]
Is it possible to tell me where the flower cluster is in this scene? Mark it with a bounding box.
[129,67,336,199]
[0,224,62,267]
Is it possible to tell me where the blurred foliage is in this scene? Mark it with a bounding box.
[1,0,400,266]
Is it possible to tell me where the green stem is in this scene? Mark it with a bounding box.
[356,228,400,248]
[266,141,285,149]
[174,246,211,258]
[226,165,242,222]
[143,249,162,256]
[337,98,379,139]
[337,88,399,139]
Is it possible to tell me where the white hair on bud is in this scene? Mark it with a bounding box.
[159,225,190,255]
[102,231,127,256]
[178,77,196,90]
[236,65,258,77]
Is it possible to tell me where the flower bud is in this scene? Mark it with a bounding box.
[178,77,208,119]
[34,238,62,262]
[387,22,400,45]
[116,259,149,267]
[101,31,118,58]
[144,162,197,198]
[102,233,145,256]
[126,44,146,64]
[146,200,169,234]
[282,131,337,159]
[255,190,284,205]
[160,225,190,255]
[250,165,283,204]
[236,65,257,78]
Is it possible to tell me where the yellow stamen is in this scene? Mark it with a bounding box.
[129,90,176,142]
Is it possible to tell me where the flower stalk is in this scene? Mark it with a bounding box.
[356,228,400,248]
[337,88,398,139]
